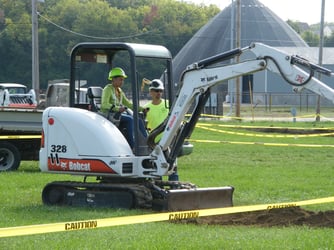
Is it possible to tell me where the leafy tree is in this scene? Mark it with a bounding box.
[0,0,33,85]
[0,0,219,90]
[128,0,219,55]
[286,20,302,34]
[301,30,320,47]
[287,19,334,47]
[106,0,153,9]
[324,32,334,47]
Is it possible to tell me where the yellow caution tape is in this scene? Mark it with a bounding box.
[0,135,41,140]
[196,125,334,138]
[197,122,334,131]
[188,139,334,148]
[200,113,334,121]
[1,196,334,238]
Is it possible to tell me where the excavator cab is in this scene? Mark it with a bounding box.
[68,42,174,155]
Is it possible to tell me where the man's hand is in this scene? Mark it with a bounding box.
[119,106,126,112]
[143,107,150,114]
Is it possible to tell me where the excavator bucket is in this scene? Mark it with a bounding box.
[152,186,234,211]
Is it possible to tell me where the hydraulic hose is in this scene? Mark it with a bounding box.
[264,56,313,87]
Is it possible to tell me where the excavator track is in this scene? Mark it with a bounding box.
[42,180,234,211]
[42,181,153,209]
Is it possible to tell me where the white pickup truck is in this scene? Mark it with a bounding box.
[0,83,37,108]
[0,81,88,171]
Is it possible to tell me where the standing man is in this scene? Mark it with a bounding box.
[144,79,169,142]
[144,79,179,181]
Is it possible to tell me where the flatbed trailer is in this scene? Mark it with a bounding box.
[0,108,43,171]
[0,80,88,171]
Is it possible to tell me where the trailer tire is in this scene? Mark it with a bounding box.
[0,142,21,171]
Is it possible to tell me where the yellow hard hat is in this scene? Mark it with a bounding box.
[108,67,127,80]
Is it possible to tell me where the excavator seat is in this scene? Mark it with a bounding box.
[87,86,103,112]
[87,86,121,127]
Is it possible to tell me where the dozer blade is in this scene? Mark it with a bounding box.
[153,186,234,211]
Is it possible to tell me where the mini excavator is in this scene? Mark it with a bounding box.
[39,42,334,211]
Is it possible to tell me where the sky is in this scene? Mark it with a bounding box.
[185,0,334,24]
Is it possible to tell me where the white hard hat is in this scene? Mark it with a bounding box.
[149,79,164,90]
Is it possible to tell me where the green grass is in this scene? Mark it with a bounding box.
[1,120,334,249]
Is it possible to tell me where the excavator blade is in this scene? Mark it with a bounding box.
[153,186,234,211]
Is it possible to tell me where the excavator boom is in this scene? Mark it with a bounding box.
[154,43,334,168]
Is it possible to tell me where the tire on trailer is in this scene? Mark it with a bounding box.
[0,142,21,171]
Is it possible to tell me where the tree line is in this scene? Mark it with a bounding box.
[0,0,219,90]
[1,0,333,91]
[287,19,334,47]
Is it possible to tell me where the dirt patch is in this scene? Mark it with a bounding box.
[186,207,334,228]
[249,127,334,135]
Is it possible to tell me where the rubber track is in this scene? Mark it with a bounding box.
[42,181,153,208]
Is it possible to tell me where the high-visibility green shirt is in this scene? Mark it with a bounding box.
[101,84,143,114]
[144,99,169,141]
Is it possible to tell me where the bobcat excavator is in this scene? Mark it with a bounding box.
[39,42,334,211]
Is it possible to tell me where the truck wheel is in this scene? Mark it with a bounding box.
[0,142,21,171]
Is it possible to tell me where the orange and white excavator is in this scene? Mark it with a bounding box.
[39,42,334,211]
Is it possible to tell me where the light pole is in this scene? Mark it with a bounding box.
[227,0,235,116]
[31,0,40,100]
[235,0,241,118]
[316,0,325,122]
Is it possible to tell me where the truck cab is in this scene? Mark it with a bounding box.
[0,82,37,108]
[44,79,88,108]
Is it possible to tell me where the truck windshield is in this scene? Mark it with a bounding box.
[7,87,27,94]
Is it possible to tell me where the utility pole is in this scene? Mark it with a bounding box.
[227,0,235,116]
[316,0,325,122]
[31,0,39,100]
[235,0,241,118]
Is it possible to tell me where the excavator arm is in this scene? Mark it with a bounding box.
[250,43,334,99]
[151,42,334,174]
